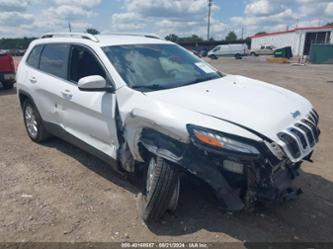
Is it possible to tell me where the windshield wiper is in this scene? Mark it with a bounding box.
[179,76,220,88]
[131,84,167,91]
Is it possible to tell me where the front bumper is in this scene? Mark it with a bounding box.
[140,128,308,211]
[180,144,304,211]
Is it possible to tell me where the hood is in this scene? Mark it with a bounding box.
[146,75,313,141]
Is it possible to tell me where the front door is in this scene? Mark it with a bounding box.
[61,45,119,159]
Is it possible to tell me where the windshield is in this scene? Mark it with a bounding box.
[103,44,222,91]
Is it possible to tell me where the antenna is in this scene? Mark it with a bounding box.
[207,0,212,40]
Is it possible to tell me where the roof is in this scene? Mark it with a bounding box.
[251,26,333,39]
[96,35,171,47]
[35,32,171,47]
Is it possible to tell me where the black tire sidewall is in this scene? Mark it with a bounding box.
[140,156,179,223]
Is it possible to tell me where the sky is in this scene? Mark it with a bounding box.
[0,0,333,39]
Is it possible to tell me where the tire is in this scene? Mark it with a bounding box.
[235,54,242,59]
[208,54,218,60]
[140,156,180,223]
[250,52,257,57]
[2,81,14,89]
[23,99,50,143]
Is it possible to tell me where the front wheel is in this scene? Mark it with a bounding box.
[208,54,218,60]
[140,156,180,223]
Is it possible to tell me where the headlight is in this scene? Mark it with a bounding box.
[187,125,260,156]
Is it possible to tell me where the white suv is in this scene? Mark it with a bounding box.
[17,33,320,222]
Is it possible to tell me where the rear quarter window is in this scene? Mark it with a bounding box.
[39,44,70,79]
[26,45,43,69]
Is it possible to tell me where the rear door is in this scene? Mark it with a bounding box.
[61,44,119,159]
[25,44,70,126]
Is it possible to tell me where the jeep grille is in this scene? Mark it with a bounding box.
[277,110,319,161]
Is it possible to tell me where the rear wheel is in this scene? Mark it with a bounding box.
[2,81,14,89]
[235,53,242,59]
[23,99,50,143]
[250,52,257,56]
[140,156,180,223]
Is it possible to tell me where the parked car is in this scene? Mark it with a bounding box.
[199,48,209,57]
[188,48,201,57]
[250,45,276,56]
[0,51,16,89]
[17,33,320,223]
[208,44,248,59]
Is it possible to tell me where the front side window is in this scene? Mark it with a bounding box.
[26,45,43,69]
[40,44,69,79]
[69,46,106,83]
[103,44,222,91]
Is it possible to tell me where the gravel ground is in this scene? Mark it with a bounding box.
[0,57,332,243]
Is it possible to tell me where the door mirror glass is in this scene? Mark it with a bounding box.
[78,75,112,92]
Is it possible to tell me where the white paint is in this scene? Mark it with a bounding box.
[207,44,248,57]
[17,34,319,165]
[251,27,333,56]
[78,75,107,90]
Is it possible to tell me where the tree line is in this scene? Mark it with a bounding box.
[1,22,332,50]
[0,29,100,49]
[0,37,36,50]
[165,31,240,43]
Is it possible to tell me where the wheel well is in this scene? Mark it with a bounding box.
[18,91,36,111]
[18,93,29,109]
[138,128,186,164]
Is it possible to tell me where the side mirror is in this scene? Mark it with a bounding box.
[78,75,113,92]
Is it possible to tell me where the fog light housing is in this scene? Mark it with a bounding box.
[223,160,244,174]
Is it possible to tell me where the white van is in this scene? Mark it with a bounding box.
[208,44,248,59]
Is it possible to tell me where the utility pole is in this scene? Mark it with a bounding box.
[241,26,244,40]
[207,0,212,40]
[68,20,72,32]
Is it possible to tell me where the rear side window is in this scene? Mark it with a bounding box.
[26,45,43,69]
[40,44,69,79]
[69,46,106,83]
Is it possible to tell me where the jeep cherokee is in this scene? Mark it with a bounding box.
[16,33,320,223]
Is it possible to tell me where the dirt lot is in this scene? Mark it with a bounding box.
[0,57,332,243]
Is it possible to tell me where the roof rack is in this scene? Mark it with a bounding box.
[104,32,162,39]
[41,32,99,42]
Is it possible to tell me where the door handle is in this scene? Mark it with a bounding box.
[29,77,37,84]
[61,89,73,99]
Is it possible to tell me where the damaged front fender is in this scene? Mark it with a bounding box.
[139,128,245,211]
